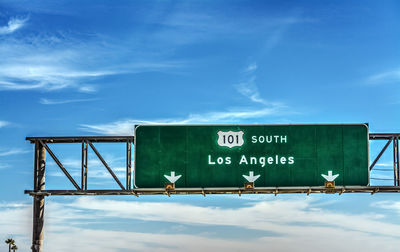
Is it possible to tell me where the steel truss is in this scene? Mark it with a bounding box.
[25,133,400,252]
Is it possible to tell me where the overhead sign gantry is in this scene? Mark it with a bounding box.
[24,124,400,252]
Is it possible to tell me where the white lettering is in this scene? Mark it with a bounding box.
[250,135,288,144]
[208,155,215,165]
[260,157,266,167]
[239,155,248,165]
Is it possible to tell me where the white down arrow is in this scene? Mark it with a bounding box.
[243,171,260,183]
[321,171,339,181]
[164,171,182,183]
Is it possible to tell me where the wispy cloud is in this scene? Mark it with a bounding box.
[152,6,314,47]
[0,148,30,157]
[376,162,393,167]
[0,64,119,91]
[0,56,183,92]
[0,120,10,128]
[0,16,28,35]
[244,62,258,72]
[0,28,184,92]
[40,97,97,105]
[80,62,290,135]
[0,163,10,169]
[236,62,284,107]
[372,201,400,214]
[367,68,400,84]
[80,107,281,135]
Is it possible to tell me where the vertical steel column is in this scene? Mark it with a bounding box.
[81,141,88,190]
[32,142,45,252]
[397,137,400,186]
[395,137,400,186]
[126,140,132,190]
[393,137,398,186]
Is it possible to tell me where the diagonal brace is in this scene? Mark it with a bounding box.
[88,141,125,190]
[39,141,81,190]
[370,139,392,171]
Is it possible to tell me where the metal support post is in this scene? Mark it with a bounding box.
[397,137,400,186]
[395,137,400,186]
[82,141,88,190]
[392,137,399,186]
[32,142,45,252]
[127,140,132,190]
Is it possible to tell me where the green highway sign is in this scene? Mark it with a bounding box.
[134,124,369,188]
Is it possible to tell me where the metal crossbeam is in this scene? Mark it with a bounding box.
[39,141,81,190]
[369,139,392,170]
[88,141,125,190]
[27,136,134,143]
[369,133,400,139]
[368,134,400,186]
[24,134,400,193]
[23,186,400,196]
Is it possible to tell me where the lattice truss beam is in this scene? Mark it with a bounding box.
[25,134,400,196]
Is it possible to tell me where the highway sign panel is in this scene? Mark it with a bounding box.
[134,124,369,188]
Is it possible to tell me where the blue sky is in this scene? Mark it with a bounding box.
[0,0,400,251]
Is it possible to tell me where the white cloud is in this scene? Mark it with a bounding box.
[236,79,268,105]
[0,163,10,169]
[0,17,28,35]
[80,61,291,135]
[78,85,97,93]
[376,162,393,167]
[0,120,10,128]
[373,201,400,214]
[367,68,400,84]
[0,64,118,91]
[236,63,283,107]
[0,29,184,92]
[42,226,400,252]
[80,62,292,135]
[244,62,257,72]
[0,148,30,157]
[79,107,281,135]
[2,197,400,252]
[40,97,97,105]
[0,58,182,92]
[64,197,397,238]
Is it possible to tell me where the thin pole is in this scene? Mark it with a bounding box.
[396,137,399,186]
[394,137,398,186]
[82,141,88,190]
[127,140,132,190]
[32,142,45,252]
